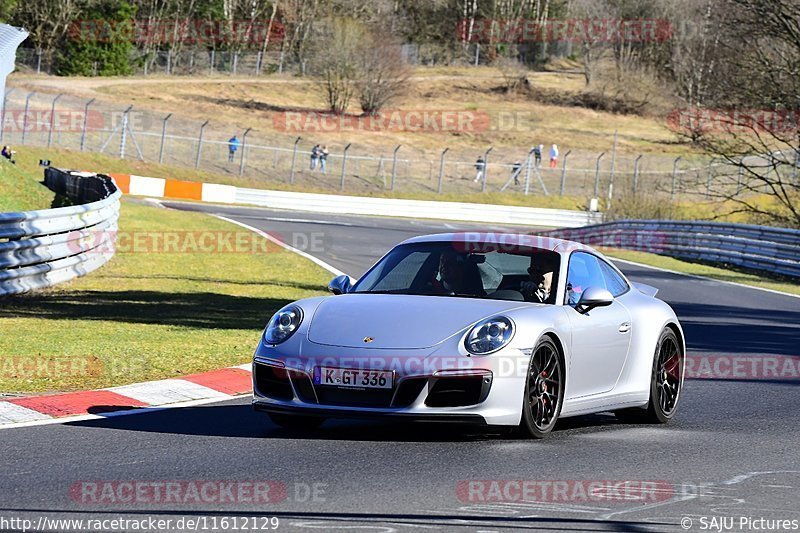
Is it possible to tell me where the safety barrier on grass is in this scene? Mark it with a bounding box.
[106,172,603,228]
[0,168,120,296]
[544,220,800,278]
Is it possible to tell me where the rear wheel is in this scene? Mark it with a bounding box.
[616,327,683,424]
[519,337,564,438]
[268,413,325,430]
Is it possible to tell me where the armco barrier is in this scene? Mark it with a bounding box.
[0,168,120,296]
[106,173,602,228]
[544,220,800,278]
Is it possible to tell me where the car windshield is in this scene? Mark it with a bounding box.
[352,241,561,303]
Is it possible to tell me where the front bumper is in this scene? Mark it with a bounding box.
[251,354,526,426]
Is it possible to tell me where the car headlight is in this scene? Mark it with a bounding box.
[263,304,303,345]
[464,316,514,355]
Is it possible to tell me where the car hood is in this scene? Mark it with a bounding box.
[306,293,530,349]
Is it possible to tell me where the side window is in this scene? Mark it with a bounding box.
[598,259,629,297]
[564,252,606,305]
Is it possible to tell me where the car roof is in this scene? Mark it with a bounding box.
[399,232,596,255]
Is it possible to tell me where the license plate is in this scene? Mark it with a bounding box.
[315,367,393,389]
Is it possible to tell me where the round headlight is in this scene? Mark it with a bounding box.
[465,316,514,355]
[263,304,303,345]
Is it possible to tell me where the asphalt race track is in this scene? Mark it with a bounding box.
[2,202,799,532]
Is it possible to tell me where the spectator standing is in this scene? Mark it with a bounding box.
[310,144,320,170]
[510,161,523,185]
[549,144,559,168]
[533,144,542,168]
[228,135,240,163]
[473,156,485,183]
[320,146,329,174]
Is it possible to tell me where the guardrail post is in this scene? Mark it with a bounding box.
[671,156,682,199]
[195,120,209,169]
[0,88,14,143]
[289,136,301,184]
[118,105,133,159]
[47,93,63,148]
[560,150,571,196]
[633,154,643,196]
[340,143,352,191]
[239,127,252,176]
[433,148,447,194]
[158,113,172,163]
[21,91,36,145]
[593,152,605,197]
[79,98,96,152]
[481,147,493,192]
[390,144,401,191]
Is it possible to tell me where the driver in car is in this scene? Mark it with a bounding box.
[521,253,557,303]
[432,249,467,294]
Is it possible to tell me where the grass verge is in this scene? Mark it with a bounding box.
[603,248,800,296]
[0,195,329,394]
[0,160,55,211]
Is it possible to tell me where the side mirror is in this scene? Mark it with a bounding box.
[328,275,353,295]
[576,286,614,314]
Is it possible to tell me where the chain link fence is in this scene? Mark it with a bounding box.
[1,88,717,201]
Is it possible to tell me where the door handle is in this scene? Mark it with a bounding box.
[618,322,631,333]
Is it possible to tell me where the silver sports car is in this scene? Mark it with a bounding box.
[252,232,685,438]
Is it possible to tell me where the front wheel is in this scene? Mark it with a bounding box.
[268,413,325,430]
[519,337,565,438]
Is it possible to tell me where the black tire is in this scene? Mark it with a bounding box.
[616,327,683,424]
[519,337,565,438]
[268,413,325,430]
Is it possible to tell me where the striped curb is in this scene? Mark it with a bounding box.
[0,363,252,426]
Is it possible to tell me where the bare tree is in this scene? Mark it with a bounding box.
[310,17,363,114]
[677,0,800,227]
[356,36,410,115]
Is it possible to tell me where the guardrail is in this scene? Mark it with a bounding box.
[544,220,800,279]
[234,187,602,227]
[0,168,121,296]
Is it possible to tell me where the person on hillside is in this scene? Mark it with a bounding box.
[319,146,329,174]
[533,144,542,168]
[549,143,559,168]
[510,161,523,186]
[1,145,15,164]
[310,144,320,171]
[228,135,240,163]
[473,156,485,183]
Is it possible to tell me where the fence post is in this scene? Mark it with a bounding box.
[195,120,209,169]
[47,93,63,148]
[633,154,643,196]
[233,52,239,75]
[209,51,215,75]
[21,91,36,145]
[474,43,480,66]
[560,150,572,196]
[671,156,682,199]
[256,51,263,76]
[609,130,618,185]
[118,105,133,159]
[437,147,449,194]
[159,113,172,163]
[524,148,534,196]
[79,98,96,151]
[0,88,14,143]
[736,162,743,194]
[340,143,352,191]
[481,147,493,192]
[238,127,252,176]
[705,159,714,198]
[593,152,605,197]
[36,49,42,74]
[290,136,301,184]
[390,144,401,191]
